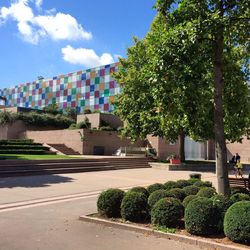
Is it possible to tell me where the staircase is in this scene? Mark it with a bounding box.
[0,157,154,177]
[48,144,80,155]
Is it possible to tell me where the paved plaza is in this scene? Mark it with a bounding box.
[0,168,244,250]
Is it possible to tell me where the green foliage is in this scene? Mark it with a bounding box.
[224,201,250,243]
[64,107,77,121]
[147,183,165,194]
[193,180,212,188]
[151,197,184,227]
[114,0,250,195]
[99,126,116,131]
[163,181,179,190]
[43,102,63,115]
[167,188,186,201]
[183,185,199,196]
[187,178,201,185]
[230,193,250,204]
[185,197,221,235]
[230,186,250,195]
[129,187,149,198]
[68,123,76,130]
[182,195,197,208]
[75,118,91,129]
[148,189,171,209]
[97,189,125,218]
[197,187,217,198]
[0,110,15,125]
[176,179,192,188]
[121,192,149,222]
[210,195,233,231]
[15,112,74,128]
[83,109,92,114]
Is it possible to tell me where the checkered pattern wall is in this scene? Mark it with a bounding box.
[0,62,120,113]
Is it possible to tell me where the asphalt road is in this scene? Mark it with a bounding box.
[0,168,220,250]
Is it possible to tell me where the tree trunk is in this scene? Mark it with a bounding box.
[213,1,230,195]
[179,131,185,162]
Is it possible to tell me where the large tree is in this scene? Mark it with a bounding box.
[115,0,250,195]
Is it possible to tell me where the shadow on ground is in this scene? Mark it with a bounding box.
[0,174,75,188]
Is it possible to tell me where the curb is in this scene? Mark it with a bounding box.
[79,215,249,250]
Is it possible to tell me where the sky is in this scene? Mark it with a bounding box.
[0,0,157,89]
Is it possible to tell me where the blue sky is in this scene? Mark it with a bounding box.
[0,0,156,89]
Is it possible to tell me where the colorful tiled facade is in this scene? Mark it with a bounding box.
[0,62,120,113]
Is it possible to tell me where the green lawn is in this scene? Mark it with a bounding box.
[0,154,79,160]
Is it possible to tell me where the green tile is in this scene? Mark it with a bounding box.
[104,89,109,96]
[95,77,100,84]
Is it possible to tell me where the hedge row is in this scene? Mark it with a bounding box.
[0,139,35,145]
[0,149,47,154]
[97,180,250,244]
[0,145,49,150]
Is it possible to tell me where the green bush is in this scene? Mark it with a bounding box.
[121,192,149,222]
[68,123,76,129]
[151,197,184,227]
[76,120,91,129]
[99,126,116,131]
[197,187,217,198]
[210,195,233,231]
[163,181,179,190]
[0,110,15,125]
[0,149,47,154]
[187,178,200,185]
[185,197,220,235]
[129,187,149,198]
[230,193,250,204]
[193,180,212,188]
[182,195,197,208]
[224,201,250,242]
[167,188,186,201]
[230,186,250,195]
[97,189,125,218]
[147,183,165,194]
[148,189,171,209]
[183,185,199,196]
[176,179,192,188]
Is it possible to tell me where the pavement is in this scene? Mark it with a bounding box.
[0,168,246,250]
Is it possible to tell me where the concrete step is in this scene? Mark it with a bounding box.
[0,164,151,177]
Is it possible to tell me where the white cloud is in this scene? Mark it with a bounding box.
[0,0,92,44]
[34,13,92,41]
[61,45,114,68]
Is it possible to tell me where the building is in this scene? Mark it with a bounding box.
[0,62,120,113]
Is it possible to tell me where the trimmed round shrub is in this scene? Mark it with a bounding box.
[176,179,192,188]
[129,187,149,198]
[147,183,165,194]
[210,195,234,232]
[182,195,197,208]
[230,193,250,204]
[193,180,213,188]
[185,197,220,235]
[121,192,149,222]
[151,197,184,227]
[163,181,179,190]
[230,186,250,195]
[167,188,186,201]
[183,185,199,196]
[224,201,250,242]
[148,189,171,209]
[197,187,217,198]
[97,188,125,218]
[187,178,200,185]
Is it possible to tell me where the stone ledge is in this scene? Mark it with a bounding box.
[79,214,248,250]
[149,162,216,172]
